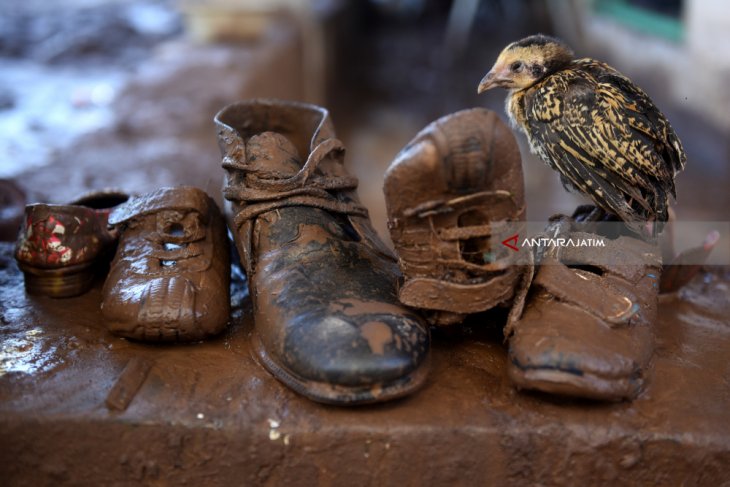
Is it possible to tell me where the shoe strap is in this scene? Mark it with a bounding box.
[398,190,524,273]
[536,217,662,283]
[401,190,518,219]
[520,216,660,326]
[150,243,203,261]
[436,219,514,241]
[533,258,640,325]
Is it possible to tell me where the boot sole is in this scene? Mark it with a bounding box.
[251,331,430,406]
[508,361,643,402]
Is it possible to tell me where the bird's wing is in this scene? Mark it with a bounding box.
[525,63,684,222]
[579,60,686,179]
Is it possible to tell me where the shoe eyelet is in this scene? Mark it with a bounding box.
[165,222,185,237]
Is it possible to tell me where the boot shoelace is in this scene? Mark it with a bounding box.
[222,138,368,230]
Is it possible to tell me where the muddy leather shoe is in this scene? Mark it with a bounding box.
[506,214,662,401]
[215,99,430,405]
[15,189,130,298]
[101,186,230,342]
[384,108,526,325]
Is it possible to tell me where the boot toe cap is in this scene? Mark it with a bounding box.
[103,275,227,342]
[507,302,652,400]
[277,311,429,388]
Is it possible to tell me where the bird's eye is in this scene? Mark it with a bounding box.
[511,61,524,73]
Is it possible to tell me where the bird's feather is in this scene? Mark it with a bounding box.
[514,58,685,224]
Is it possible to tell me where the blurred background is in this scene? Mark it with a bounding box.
[0,0,728,244]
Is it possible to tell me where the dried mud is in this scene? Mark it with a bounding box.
[1,242,729,485]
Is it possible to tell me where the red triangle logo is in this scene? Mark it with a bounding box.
[502,234,519,252]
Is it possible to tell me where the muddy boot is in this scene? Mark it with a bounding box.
[383,108,526,325]
[506,213,662,401]
[215,99,430,405]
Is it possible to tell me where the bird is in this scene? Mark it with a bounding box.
[477,34,686,233]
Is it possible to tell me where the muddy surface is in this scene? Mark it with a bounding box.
[0,0,180,180]
[0,0,301,208]
[0,243,729,485]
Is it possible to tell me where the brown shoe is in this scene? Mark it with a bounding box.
[506,214,662,401]
[15,189,130,298]
[215,99,430,405]
[383,108,526,325]
[101,186,230,342]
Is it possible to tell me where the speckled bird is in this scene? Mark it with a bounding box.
[478,34,685,230]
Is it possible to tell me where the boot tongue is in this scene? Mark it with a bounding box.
[246,132,302,177]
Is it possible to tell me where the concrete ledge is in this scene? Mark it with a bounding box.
[1,243,729,485]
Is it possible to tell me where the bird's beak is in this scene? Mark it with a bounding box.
[477,68,508,93]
